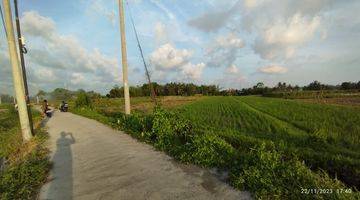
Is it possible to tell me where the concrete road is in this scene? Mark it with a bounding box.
[39,111,251,200]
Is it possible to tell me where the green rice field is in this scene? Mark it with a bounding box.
[178,96,360,188]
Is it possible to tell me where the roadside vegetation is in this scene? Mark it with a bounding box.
[0,104,50,200]
[71,93,359,199]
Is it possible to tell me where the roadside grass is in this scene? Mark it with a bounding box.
[71,107,110,125]
[72,96,359,199]
[0,104,50,200]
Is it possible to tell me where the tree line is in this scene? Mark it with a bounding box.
[221,81,360,96]
[107,82,220,98]
[1,80,359,102]
[0,94,14,103]
[35,88,101,102]
[106,81,360,97]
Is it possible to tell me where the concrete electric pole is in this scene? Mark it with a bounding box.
[3,0,33,141]
[14,0,34,132]
[118,0,131,115]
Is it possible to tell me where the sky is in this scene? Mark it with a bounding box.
[0,0,359,95]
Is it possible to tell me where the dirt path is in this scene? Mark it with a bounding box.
[39,111,250,200]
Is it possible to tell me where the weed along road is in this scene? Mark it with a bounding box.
[39,110,250,200]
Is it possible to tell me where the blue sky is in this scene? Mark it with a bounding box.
[1,0,360,95]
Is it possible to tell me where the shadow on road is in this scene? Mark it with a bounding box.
[46,131,75,199]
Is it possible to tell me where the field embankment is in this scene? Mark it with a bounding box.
[71,96,359,199]
[0,104,50,200]
[263,90,360,107]
[51,95,202,114]
[263,90,360,99]
[299,96,360,107]
[92,96,204,114]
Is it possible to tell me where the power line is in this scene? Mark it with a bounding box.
[0,2,8,38]
[125,0,157,105]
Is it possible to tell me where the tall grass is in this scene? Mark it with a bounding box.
[0,104,50,200]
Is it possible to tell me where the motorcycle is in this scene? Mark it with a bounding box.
[60,102,69,112]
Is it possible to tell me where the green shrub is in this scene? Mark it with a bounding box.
[75,92,93,108]
[139,115,155,142]
[230,143,353,200]
[0,105,18,132]
[151,108,193,154]
[107,111,155,142]
[121,114,144,138]
[190,134,235,168]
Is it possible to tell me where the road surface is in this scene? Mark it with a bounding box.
[39,111,250,200]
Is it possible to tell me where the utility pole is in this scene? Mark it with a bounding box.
[14,0,34,132]
[118,0,131,115]
[3,0,33,141]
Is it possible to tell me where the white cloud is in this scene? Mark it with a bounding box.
[181,62,205,80]
[106,11,116,26]
[154,22,168,45]
[244,0,266,9]
[258,65,288,74]
[264,14,320,45]
[85,0,116,25]
[188,1,241,32]
[216,33,245,48]
[153,7,200,44]
[71,73,85,85]
[254,14,321,60]
[19,11,120,93]
[189,0,330,62]
[218,65,247,89]
[149,43,205,81]
[206,32,245,68]
[188,11,232,32]
[35,68,56,81]
[150,43,192,70]
[21,11,56,40]
[225,64,239,74]
[150,0,175,20]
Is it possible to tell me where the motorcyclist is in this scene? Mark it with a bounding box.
[60,100,68,112]
[42,99,50,117]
